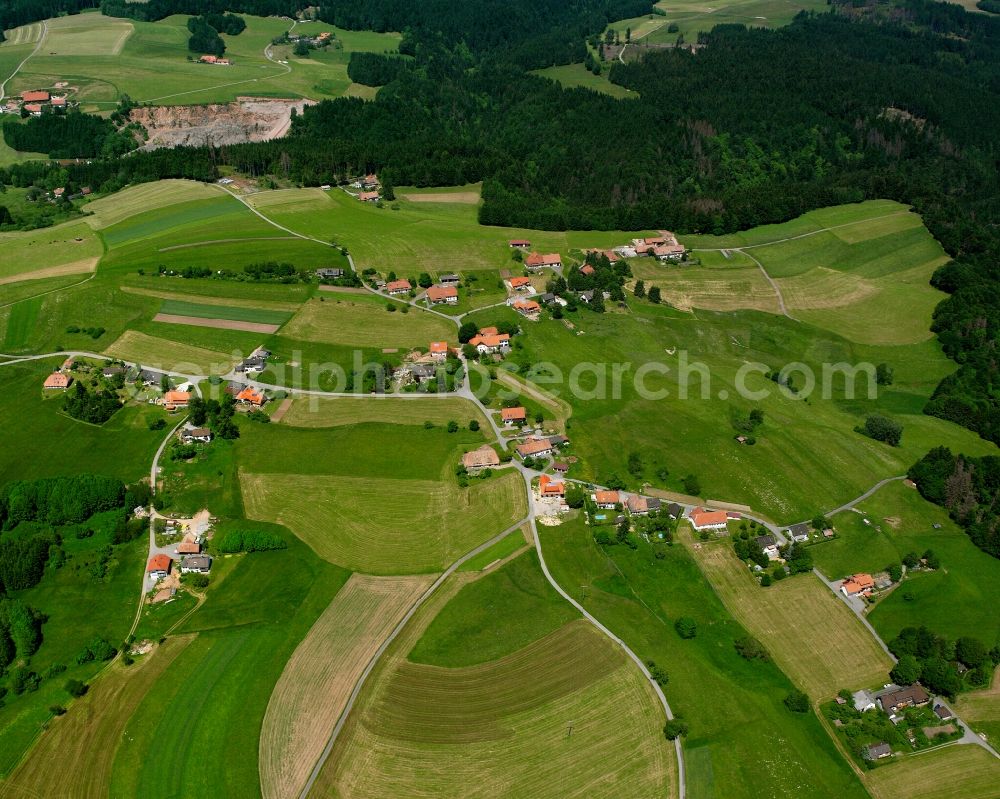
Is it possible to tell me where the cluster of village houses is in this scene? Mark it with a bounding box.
[845,683,957,761]
[3,88,72,116]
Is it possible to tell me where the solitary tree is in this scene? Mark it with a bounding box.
[648,286,661,304]
[634,279,646,298]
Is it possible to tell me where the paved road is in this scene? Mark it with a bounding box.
[298,517,530,799]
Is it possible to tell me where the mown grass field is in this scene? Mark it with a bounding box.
[681,528,894,698]
[157,298,292,326]
[0,220,102,284]
[863,744,1000,799]
[810,482,1000,645]
[241,469,526,573]
[954,668,1000,745]
[4,12,403,111]
[410,550,579,667]
[260,573,434,799]
[109,537,350,798]
[279,395,489,429]
[317,621,674,799]
[539,516,868,799]
[0,636,194,797]
[281,293,454,348]
[103,329,241,373]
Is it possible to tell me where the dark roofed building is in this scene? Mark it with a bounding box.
[877,685,930,714]
[646,497,662,512]
[439,274,461,285]
[317,268,345,279]
[666,502,682,519]
[180,555,212,574]
[863,743,891,761]
[788,522,810,541]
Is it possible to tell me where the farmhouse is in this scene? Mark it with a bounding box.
[525,252,562,270]
[593,490,621,509]
[501,406,527,426]
[136,369,166,387]
[235,386,266,407]
[21,90,50,103]
[428,341,450,360]
[102,366,125,378]
[512,299,541,319]
[426,285,458,305]
[24,103,43,116]
[470,332,511,355]
[755,534,780,560]
[508,276,533,292]
[462,445,500,471]
[176,541,201,555]
[386,279,411,296]
[877,685,930,715]
[361,173,379,188]
[547,434,569,448]
[626,495,649,516]
[439,273,461,285]
[180,555,212,574]
[632,231,685,260]
[199,55,231,65]
[43,372,72,390]
[317,268,344,279]
[517,438,553,459]
[406,363,437,384]
[652,243,686,261]
[934,704,955,721]
[147,554,172,580]
[840,573,875,597]
[539,474,566,497]
[646,497,662,512]
[509,239,531,249]
[853,689,877,712]
[358,191,380,202]
[162,391,191,411]
[863,743,892,761]
[180,427,213,444]
[51,96,67,108]
[553,461,569,474]
[688,508,729,532]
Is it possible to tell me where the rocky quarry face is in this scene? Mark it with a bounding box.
[131,97,315,149]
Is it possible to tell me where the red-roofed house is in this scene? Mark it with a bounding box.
[539,474,566,498]
[626,495,649,516]
[147,554,172,580]
[593,490,621,509]
[24,103,42,116]
[580,264,595,276]
[517,438,553,459]
[43,372,71,390]
[508,276,533,291]
[500,406,527,426]
[653,243,686,261]
[51,96,67,107]
[525,252,562,270]
[426,285,458,305]
[509,239,531,249]
[362,174,379,188]
[463,445,500,471]
[177,541,201,555]
[688,508,729,532]
[512,300,541,319]
[386,279,411,296]
[470,333,510,355]
[840,573,876,597]
[235,387,265,407]
[21,90,49,102]
[429,341,449,360]
[358,191,380,202]
[162,391,191,411]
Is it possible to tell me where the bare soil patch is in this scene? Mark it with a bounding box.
[270,397,293,423]
[132,97,316,149]
[152,313,280,334]
[400,191,480,204]
[0,257,98,286]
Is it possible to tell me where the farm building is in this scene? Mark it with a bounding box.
[840,573,875,597]
[787,522,810,542]
[23,103,42,116]
[852,689,877,712]
[180,555,212,574]
[235,387,266,407]
[177,541,201,555]
[147,554,172,580]
[862,743,892,761]
[500,406,527,426]
[666,502,682,519]
[199,55,231,65]
[580,264,595,276]
[428,341,449,360]
[508,276,533,292]
[21,90,50,102]
[593,490,621,509]
[525,252,562,270]
[426,285,458,305]
[470,332,511,355]
[162,391,191,411]
[386,279,411,296]
[361,174,379,188]
[462,445,500,471]
[43,372,72,390]
[358,191,380,202]
[317,268,344,279]
[626,495,649,516]
[136,369,166,387]
[539,475,565,497]
[439,274,461,285]
[509,239,531,249]
[180,427,213,444]
[688,508,729,532]
[511,300,541,319]
[877,685,930,716]
[553,461,569,473]
[517,438,553,459]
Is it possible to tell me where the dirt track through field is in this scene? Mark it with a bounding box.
[152,313,281,334]
[0,257,98,286]
[270,397,293,422]
[259,574,435,799]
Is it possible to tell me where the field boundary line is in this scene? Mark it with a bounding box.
[299,517,530,799]
[157,235,299,251]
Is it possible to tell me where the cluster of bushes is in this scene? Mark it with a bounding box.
[730,407,764,444]
[0,600,44,672]
[908,447,1000,559]
[888,625,998,697]
[65,325,106,340]
[216,528,287,553]
[0,524,55,592]
[63,380,123,425]
[858,414,903,447]
[76,636,117,665]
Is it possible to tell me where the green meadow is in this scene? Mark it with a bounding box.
[157,298,292,326]
[539,515,867,799]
